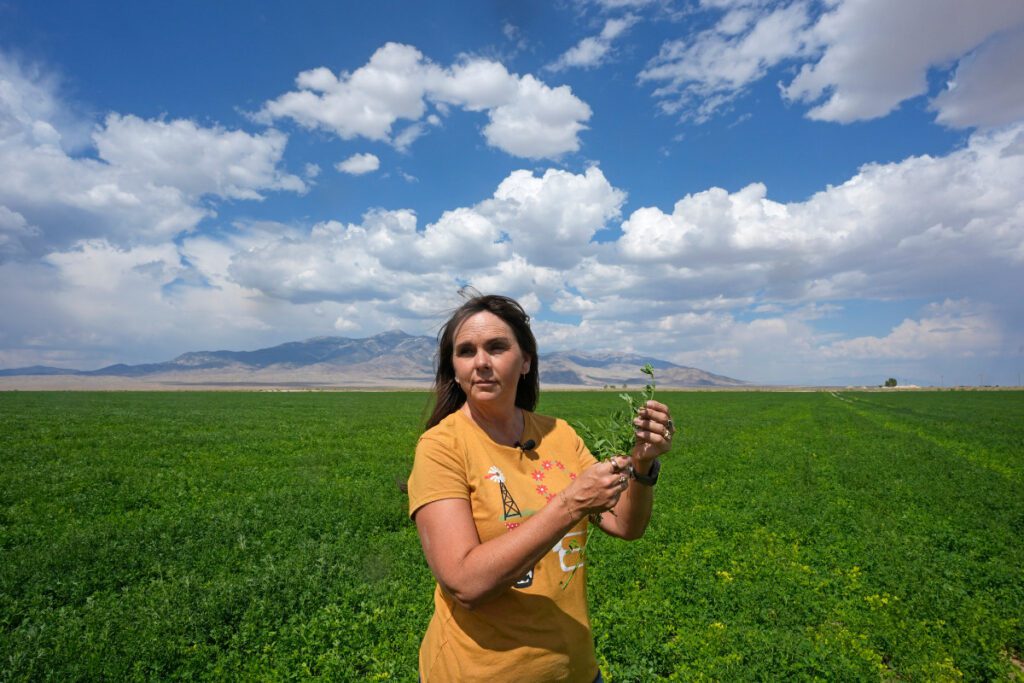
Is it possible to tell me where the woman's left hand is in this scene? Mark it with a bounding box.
[632,400,675,465]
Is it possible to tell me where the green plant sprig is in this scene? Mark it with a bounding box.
[561,364,656,588]
[574,363,656,461]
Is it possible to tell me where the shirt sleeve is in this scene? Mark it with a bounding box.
[407,432,471,519]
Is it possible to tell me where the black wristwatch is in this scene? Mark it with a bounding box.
[631,458,661,486]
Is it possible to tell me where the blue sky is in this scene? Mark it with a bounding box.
[1,0,1022,386]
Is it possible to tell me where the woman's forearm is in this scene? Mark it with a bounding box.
[601,467,654,540]
[417,495,582,610]
[462,500,580,605]
[418,457,639,608]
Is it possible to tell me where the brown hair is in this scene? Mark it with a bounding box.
[425,294,540,430]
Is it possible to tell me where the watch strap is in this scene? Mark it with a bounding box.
[632,458,661,486]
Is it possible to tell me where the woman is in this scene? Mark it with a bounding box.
[407,294,674,682]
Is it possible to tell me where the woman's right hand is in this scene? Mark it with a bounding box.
[561,456,632,521]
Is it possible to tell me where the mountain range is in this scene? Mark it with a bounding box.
[0,331,747,388]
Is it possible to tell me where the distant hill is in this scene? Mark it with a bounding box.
[0,331,746,388]
[540,350,746,387]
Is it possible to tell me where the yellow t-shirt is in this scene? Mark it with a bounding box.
[408,409,600,683]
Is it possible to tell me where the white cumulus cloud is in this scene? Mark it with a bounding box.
[480,166,625,268]
[0,206,39,259]
[0,56,305,254]
[336,152,380,175]
[930,25,1024,128]
[94,114,305,200]
[821,299,1001,361]
[640,1,815,121]
[548,14,640,71]
[259,42,591,159]
[642,0,1024,127]
[217,165,626,306]
[612,124,1024,306]
[782,0,1024,124]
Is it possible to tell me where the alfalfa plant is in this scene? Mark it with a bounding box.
[562,363,656,588]
[575,363,656,461]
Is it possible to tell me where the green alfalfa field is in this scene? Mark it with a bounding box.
[1,390,1022,681]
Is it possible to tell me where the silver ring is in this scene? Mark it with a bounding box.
[618,474,628,488]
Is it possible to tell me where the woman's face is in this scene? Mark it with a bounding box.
[452,311,531,410]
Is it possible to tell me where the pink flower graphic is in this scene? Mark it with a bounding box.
[542,460,554,470]
[555,461,565,470]
[568,472,577,480]
[532,470,545,481]
[535,484,549,496]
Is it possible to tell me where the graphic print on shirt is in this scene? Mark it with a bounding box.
[485,466,532,587]
[484,466,521,520]
[552,531,586,572]
[484,461,584,585]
